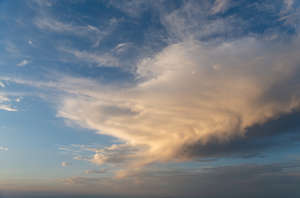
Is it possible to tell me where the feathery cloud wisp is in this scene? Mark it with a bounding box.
[17,60,29,67]
[0,94,17,112]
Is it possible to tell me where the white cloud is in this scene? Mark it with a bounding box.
[0,146,8,152]
[0,81,5,88]
[0,105,17,112]
[61,48,120,67]
[0,94,17,112]
[35,17,83,33]
[112,42,131,54]
[17,60,29,67]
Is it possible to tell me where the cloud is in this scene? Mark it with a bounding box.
[55,35,300,175]
[112,43,131,54]
[283,0,294,10]
[5,36,300,175]
[107,1,154,18]
[0,105,17,112]
[211,0,231,14]
[161,0,298,42]
[60,160,300,198]
[0,94,17,112]
[0,81,5,88]
[85,169,107,175]
[35,17,88,34]
[61,48,120,67]
[182,110,300,159]
[2,0,300,177]
[61,161,71,167]
[90,144,140,166]
[32,0,53,7]
[17,60,29,67]
[34,16,119,47]
[0,146,8,152]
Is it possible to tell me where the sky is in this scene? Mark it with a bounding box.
[1,0,300,197]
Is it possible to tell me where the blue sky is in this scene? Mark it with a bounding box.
[1,0,300,197]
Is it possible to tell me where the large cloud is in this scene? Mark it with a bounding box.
[57,35,300,174]
[1,0,299,176]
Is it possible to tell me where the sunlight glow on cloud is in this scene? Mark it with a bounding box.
[57,36,300,176]
[1,0,300,184]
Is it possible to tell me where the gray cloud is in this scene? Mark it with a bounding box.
[58,160,300,198]
[181,110,300,159]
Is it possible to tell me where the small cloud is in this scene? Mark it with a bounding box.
[0,94,17,112]
[61,48,120,67]
[112,42,131,53]
[284,0,294,10]
[0,81,5,88]
[0,146,8,152]
[85,169,107,174]
[0,105,17,112]
[61,161,71,167]
[17,60,29,67]
[211,0,231,14]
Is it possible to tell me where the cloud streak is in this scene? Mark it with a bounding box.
[0,93,18,112]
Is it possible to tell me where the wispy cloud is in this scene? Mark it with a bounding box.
[0,81,5,88]
[61,48,120,67]
[0,93,18,112]
[0,146,8,152]
[34,16,119,48]
[17,59,29,67]
[211,0,231,14]
[61,161,71,167]
[85,169,107,175]
[283,0,294,10]
[35,17,88,34]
